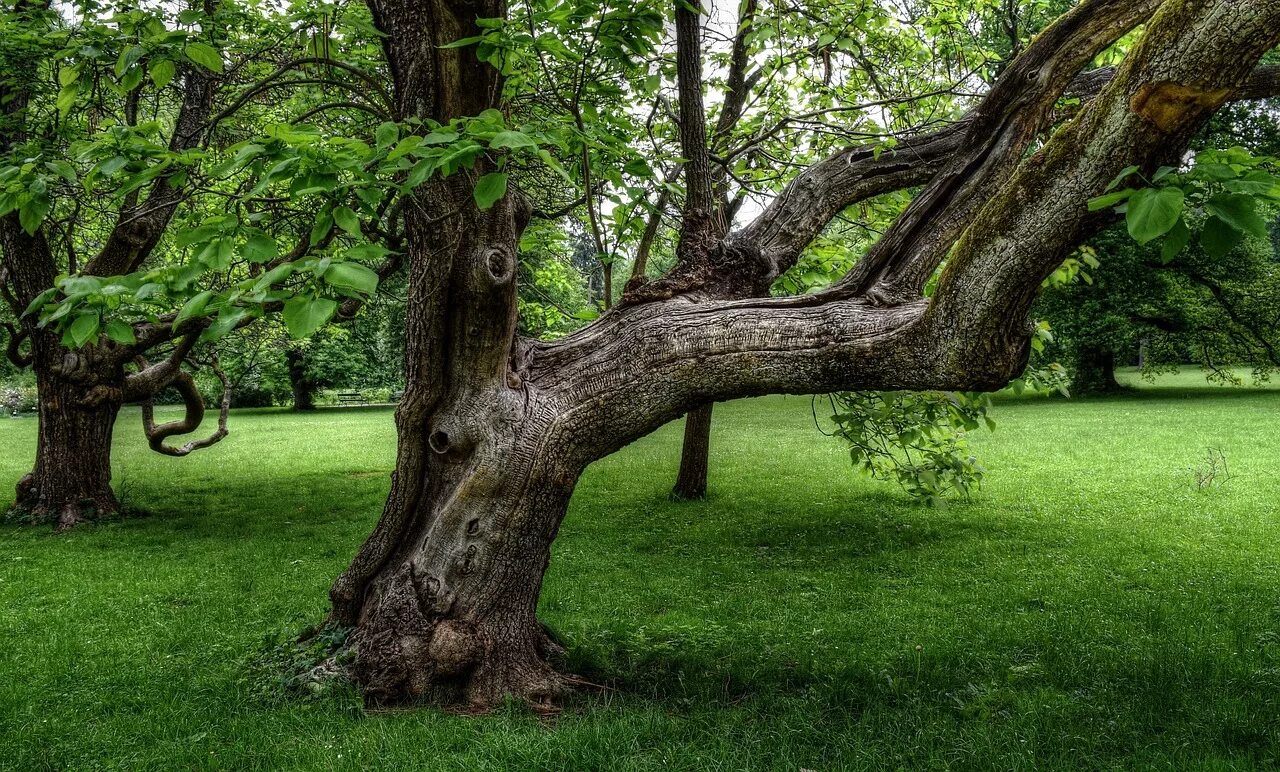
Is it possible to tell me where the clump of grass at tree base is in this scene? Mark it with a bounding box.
[1,370,1279,769]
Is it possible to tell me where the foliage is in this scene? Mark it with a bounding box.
[1088,147,1280,263]
[824,390,992,505]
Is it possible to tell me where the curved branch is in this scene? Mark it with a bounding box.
[121,332,200,399]
[2,321,32,368]
[207,57,394,129]
[140,356,231,457]
[721,34,1280,301]
[291,100,391,124]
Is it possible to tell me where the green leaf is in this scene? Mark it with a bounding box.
[115,45,144,77]
[56,84,78,115]
[1160,217,1190,263]
[18,195,51,235]
[22,287,58,318]
[438,34,484,49]
[243,233,278,263]
[489,130,538,150]
[1087,189,1134,211]
[375,122,399,149]
[473,172,508,210]
[333,206,362,237]
[310,211,333,245]
[1105,165,1140,192]
[346,244,393,260]
[1200,215,1243,259]
[282,297,338,339]
[105,320,137,345]
[184,42,223,73]
[1205,193,1269,240]
[201,309,249,342]
[67,313,100,349]
[174,290,214,330]
[1126,187,1184,244]
[324,262,379,296]
[149,58,176,89]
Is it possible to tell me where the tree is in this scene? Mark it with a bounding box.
[315,0,1280,711]
[1038,89,1280,392]
[0,1,393,527]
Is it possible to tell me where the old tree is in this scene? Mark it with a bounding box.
[322,0,1280,709]
[6,0,1280,710]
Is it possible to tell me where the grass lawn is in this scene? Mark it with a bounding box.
[3,375,1280,769]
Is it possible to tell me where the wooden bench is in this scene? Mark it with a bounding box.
[337,391,365,406]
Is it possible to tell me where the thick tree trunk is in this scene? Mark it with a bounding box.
[286,348,315,411]
[671,403,713,500]
[338,415,579,709]
[10,340,122,529]
[1072,345,1123,395]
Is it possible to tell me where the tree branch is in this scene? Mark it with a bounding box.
[140,355,231,457]
[2,320,31,368]
[84,1,221,277]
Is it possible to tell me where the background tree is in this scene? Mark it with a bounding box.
[0,0,398,526]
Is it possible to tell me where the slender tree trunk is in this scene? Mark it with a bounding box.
[286,347,315,411]
[10,336,122,529]
[671,403,713,500]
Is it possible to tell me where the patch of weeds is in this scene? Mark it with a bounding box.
[244,622,357,704]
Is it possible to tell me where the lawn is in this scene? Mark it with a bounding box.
[2,375,1280,769]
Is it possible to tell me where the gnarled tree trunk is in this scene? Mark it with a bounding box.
[327,0,1280,713]
[10,334,122,528]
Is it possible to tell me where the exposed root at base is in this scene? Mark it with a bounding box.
[4,497,123,530]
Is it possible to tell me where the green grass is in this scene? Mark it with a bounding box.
[2,374,1280,769]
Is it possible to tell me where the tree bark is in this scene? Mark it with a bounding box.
[9,335,122,529]
[671,403,713,500]
[286,347,316,411]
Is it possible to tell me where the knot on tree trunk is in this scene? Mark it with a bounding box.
[620,236,771,305]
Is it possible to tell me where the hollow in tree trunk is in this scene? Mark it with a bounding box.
[671,403,713,500]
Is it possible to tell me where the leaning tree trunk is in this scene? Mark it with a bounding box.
[671,403,713,500]
[331,0,1280,714]
[10,334,123,529]
[327,176,581,708]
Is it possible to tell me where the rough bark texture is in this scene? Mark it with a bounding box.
[10,336,122,529]
[327,0,1280,711]
[671,403,713,500]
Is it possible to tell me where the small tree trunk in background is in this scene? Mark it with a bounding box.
[1072,344,1122,395]
[671,402,713,500]
[286,347,315,411]
[10,338,121,529]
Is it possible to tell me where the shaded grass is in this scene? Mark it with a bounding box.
[1,378,1280,769]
